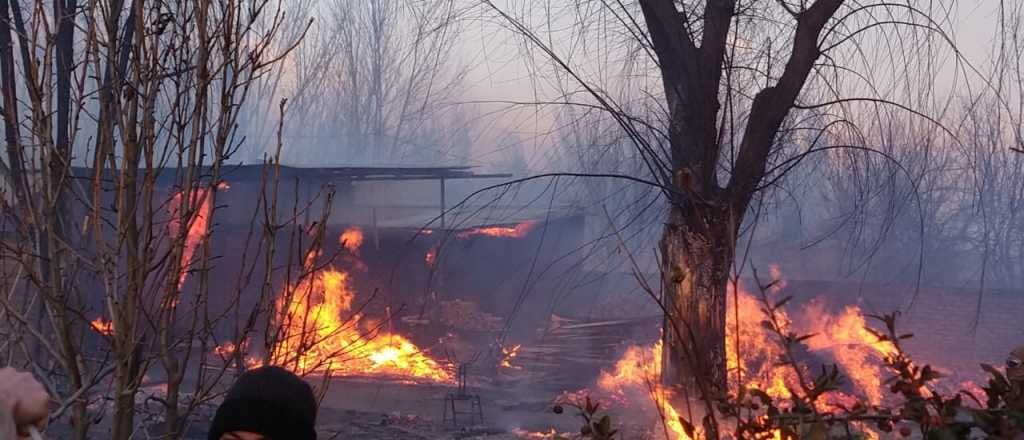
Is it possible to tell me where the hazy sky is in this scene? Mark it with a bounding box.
[448,1,1009,171]
[461,0,1003,97]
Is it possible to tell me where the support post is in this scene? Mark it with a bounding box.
[302,181,311,226]
[371,206,380,250]
[439,177,446,230]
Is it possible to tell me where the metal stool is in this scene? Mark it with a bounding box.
[443,363,484,427]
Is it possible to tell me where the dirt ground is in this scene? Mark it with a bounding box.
[309,376,574,439]
[42,374,575,439]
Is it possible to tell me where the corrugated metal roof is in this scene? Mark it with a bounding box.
[69,164,512,185]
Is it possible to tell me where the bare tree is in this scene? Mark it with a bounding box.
[238,0,471,165]
[482,0,967,397]
[0,1,312,438]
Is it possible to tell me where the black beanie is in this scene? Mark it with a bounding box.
[208,366,318,440]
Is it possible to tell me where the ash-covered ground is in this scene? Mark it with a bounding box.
[43,375,575,440]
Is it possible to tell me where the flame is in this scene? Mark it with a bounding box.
[168,183,225,289]
[212,340,264,369]
[90,317,114,336]
[768,264,786,290]
[597,341,661,393]
[456,220,537,239]
[213,341,238,357]
[340,227,364,254]
[724,273,899,406]
[425,246,437,268]
[801,304,897,405]
[268,233,451,382]
[501,344,522,369]
[511,428,560,439]
[591,266,985,439]
[596,341,693,440]
[726,281,798,400]
[653,386,690,440]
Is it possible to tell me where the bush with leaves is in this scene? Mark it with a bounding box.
[551,396,618,440]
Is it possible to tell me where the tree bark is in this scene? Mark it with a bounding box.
[660,200,736,393]
[637,0,845,393]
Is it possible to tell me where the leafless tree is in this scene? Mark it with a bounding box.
[482,0,967,399]
[0,1,321,438]
[238,0,472,166]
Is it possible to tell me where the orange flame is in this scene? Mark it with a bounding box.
[501,344,522,369]
[594,266,982,439]
[726,281,798,400]
[340,227,364,255]
[596,341,693,440]
[597,341,661,393]
[213,341,237,357]
[90,317,114,336]
[511,428,560,439]
[456,220,537,239]
[425,246,437,268]
[212,340,264,369]
[268,234,451,382]
[590,281,807,439]
[768,264,787,292]
[168,183,226,289]
[801,304,897,405]
[654,387,690,440]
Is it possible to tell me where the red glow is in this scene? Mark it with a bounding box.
[456,220,538,239]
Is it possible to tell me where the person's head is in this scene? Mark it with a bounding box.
[1009,345,1024,383]
[208,366,318,440]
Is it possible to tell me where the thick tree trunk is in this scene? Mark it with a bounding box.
[635,0,842,397]
[660,202,734,394]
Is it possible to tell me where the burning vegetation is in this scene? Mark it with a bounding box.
[267,228,451,382]
[89,317,114,337]
[5,0,1024,439]
[538,268,997,440]
[340,227,364,254]
[456,220,538,239]
[168,183,226,289]
[501,344,522,370]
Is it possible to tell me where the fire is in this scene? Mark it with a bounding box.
[456,220,537,239]
[597,341,661,393]
[213,341,238,357]
[768,264,787,292]
[591,266,985,439]
[725,274,900,406]
[596,341,693,440]
[654,387,690,440]
[212,340,265,369]
[90,317,113,336]
[801,304,897,405]
[501,344,522,369]
[269,234,451,382]
[168,183,225,289]
[511,428,560,439]
[340,227,364,254]
[726,281,797,400]
[588,280,818,439]
[425,246,437,268]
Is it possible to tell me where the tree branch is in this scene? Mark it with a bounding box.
[726,0,845,215]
